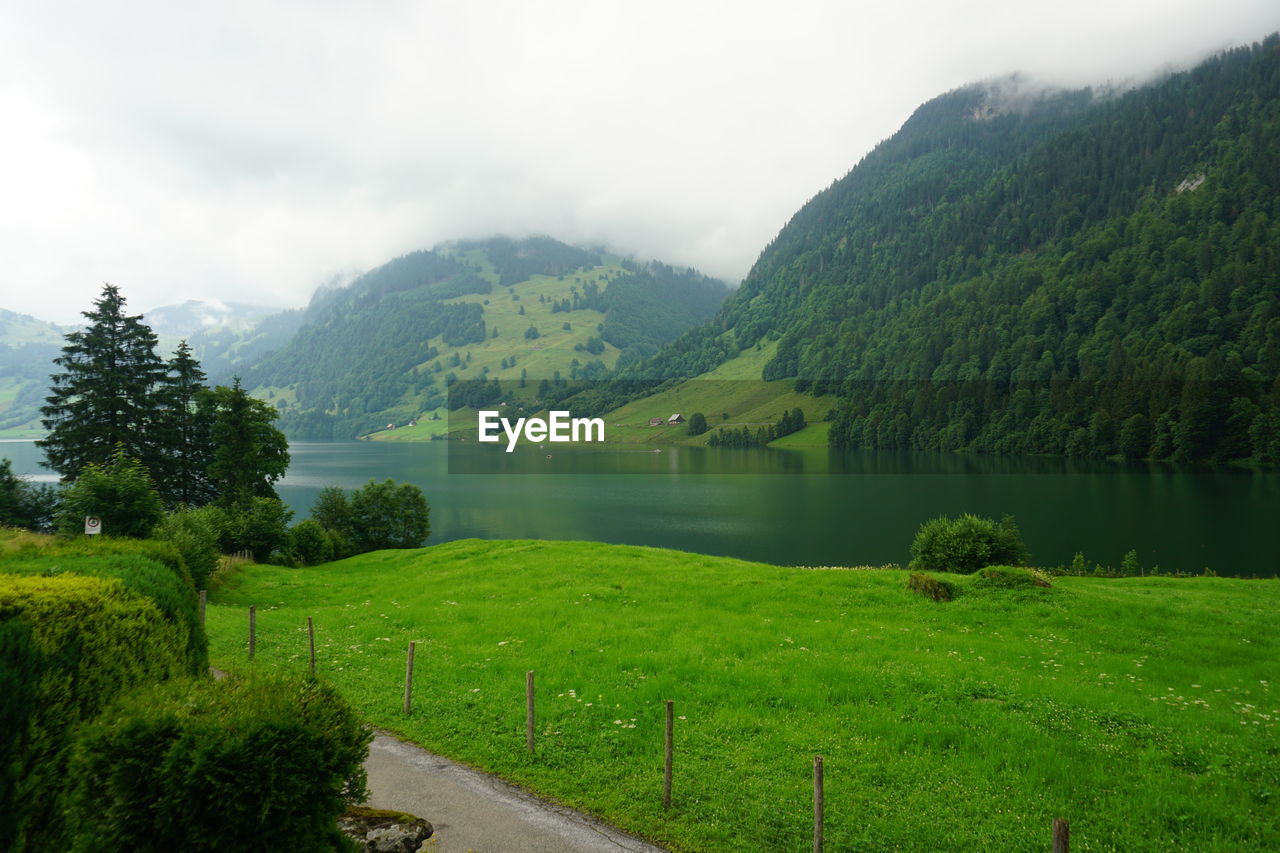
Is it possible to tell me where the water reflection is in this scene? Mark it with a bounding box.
[3,439,1277,576]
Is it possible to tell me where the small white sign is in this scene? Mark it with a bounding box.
[84,516,102,535]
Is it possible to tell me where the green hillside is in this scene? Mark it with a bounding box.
[626,37,1280,465]
[0,309,68,437]
[239,236,728,439]
[205,539,1280,852]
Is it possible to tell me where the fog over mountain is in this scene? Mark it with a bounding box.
[1,1,1276,323]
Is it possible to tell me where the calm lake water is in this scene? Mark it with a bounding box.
[5,438,1278,576]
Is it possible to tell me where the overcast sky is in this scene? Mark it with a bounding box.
[1,1,1276,324]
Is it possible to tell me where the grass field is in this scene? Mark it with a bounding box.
[204,540,1279,852]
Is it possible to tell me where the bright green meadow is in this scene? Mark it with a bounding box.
[205,540,1279,852]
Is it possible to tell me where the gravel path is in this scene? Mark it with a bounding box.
[364,732,668,853]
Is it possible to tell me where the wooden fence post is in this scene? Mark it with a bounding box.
[813,755,824,853]
[403,641,416,714]
[307,616,316,675]
[248,605,256,660]
[1053,818,1069,853]
[526,670,536,753]
[198,589,206,626]
[663,699,674,809]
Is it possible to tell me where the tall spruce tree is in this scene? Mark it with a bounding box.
[39,284,166,480]
[204,378,290,507]
[153,340,216,506]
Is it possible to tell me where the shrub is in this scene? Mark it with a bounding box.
[0,571,198,850]
[54,448,164,539]
[907,572,955,602]
[348,480,431,552]
[908,513,1030,574]
[971,566,1052,590]
[67,673,372,853]
[153,507,225,590]
[290,519,335,566]
[221,497,294,561]
[311,486,356,558]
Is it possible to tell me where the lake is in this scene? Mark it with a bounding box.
[4,438,1277,575]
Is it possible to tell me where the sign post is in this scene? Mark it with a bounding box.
[84,517,102,536]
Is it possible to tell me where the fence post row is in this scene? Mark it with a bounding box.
[220,616,1079,849]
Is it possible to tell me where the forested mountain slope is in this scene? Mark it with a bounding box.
[240,236,728,439]
[629,36,1280,463]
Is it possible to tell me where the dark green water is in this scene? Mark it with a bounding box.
[5,439,1277,575]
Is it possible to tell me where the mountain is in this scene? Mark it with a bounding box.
[0,309,70,436]
[184,309,305,384]
[137,299,304,385]
[625,35,1280,464]
[142,299,282,339]
[239,236,730,439]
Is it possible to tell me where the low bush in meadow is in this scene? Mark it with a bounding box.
[908,513,1030,573]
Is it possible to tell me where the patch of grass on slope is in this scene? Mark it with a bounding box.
[205,540,1279,852]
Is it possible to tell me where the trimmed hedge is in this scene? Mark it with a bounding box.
[5,535,196,591]
[0,552,206,676]
[0,572,198,851]
[68,673,372,853]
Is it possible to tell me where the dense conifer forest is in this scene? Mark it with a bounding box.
[629,37,1280,463]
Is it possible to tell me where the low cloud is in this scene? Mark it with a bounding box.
[0,0,1275,322]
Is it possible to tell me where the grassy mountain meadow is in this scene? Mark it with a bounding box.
[205,539,1280,852]
[233,236,729,440]
[611,36,1280,464]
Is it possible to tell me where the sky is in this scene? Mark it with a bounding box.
[1,1,1276,324]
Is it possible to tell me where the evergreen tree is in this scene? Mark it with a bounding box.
[153,340,216,506]
[204,379,290,507]
[39,284,165,480]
